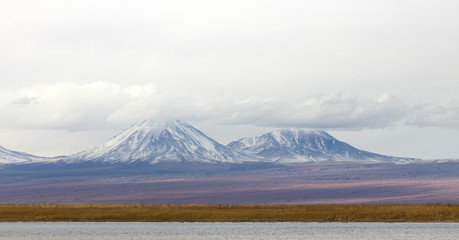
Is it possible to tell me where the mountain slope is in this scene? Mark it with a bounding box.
[67,120,240,164]
[227,129,411,163]
[0,145,49,164]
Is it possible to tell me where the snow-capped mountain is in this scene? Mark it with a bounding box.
[227,129,410,163]
[0,145,49,164]
[2,120,415,166]
[67,120,241,164]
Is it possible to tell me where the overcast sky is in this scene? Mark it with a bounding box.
[1,0,458,159]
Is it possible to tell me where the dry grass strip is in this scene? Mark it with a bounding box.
[1,204,459,222]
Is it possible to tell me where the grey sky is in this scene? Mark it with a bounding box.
[0,0,458,159]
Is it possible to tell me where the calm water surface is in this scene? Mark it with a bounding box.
[0,222,458,240]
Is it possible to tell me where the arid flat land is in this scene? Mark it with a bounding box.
[2,162,459,204]
[1,204,459,222]
[2,163,459,222]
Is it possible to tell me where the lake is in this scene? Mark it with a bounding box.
[0,222,458,240]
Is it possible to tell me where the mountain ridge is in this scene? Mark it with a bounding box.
[1,120,417,164]
[0,145,50,164]
[227,129,411,163]
[64,120,242,164]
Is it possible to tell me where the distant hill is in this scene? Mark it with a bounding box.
[0,145,49,164]
[228,129,413,163]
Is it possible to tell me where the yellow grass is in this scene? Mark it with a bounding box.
[1,204,459,222]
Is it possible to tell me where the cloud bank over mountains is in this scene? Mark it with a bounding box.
[1,81,456,131]
[1,0,458,159]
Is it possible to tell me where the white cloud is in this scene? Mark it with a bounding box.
[2,82,459,132]
[1,82,125,130]
[407,99,459,128]
[1,82,414,131]
[216,92,409,129]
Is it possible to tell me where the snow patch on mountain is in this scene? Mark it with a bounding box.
[67,120,242,164]
[0,145,50,164]
[2,120,417,165]
[227,129,410,163]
